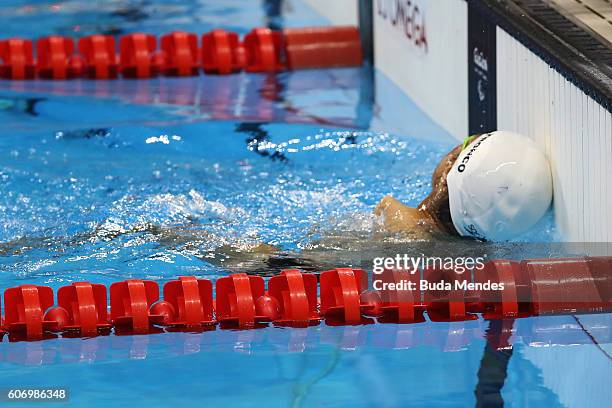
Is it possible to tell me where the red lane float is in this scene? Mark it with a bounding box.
[3,285,57,340]
[151,276,215,328]
[37,36,76,79]
[424,267,478,322]
[320,268,373,325]
[160,31,199,76]
[588,256,612,302]
[120,33,158,78]
[375,268,425,323]
[110,279,162,334]
[243,28,284,73]
[474,260,527,319]
[78,35,118,79]
[0,38,35,79]
[283,26,362,70]
[216,273,269,328]
[267,269,319,327]
[525,257,610,316]
[201,29,246,74]
[45,282,112,336]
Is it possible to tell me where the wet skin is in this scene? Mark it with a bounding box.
[374,143,464,239]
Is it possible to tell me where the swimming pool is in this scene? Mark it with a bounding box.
[1,1,610,407]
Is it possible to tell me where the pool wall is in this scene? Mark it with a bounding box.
[301,0,359,26]
[304,0,612,243]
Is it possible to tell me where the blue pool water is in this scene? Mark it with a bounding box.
[0,1,610,407]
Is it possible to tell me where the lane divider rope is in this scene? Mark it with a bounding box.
[1,257,610,342]
[0,26,363,80]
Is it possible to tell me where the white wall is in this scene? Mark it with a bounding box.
[370,70,458,144]
[373,0,468,140]
[299,0,358,26]
[496,27,612,242]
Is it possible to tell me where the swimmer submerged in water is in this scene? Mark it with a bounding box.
[0,131,552,275]
[200,130,553,272]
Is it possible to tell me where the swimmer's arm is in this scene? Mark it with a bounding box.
[374,195,434,235]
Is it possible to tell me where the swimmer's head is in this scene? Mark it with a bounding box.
[446,130,553,241]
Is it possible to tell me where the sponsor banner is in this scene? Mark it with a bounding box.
[300,0,359,26]
[371,69,457,144]
[373,0,468,140]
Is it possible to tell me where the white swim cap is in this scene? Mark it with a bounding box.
[447,130,553,241]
